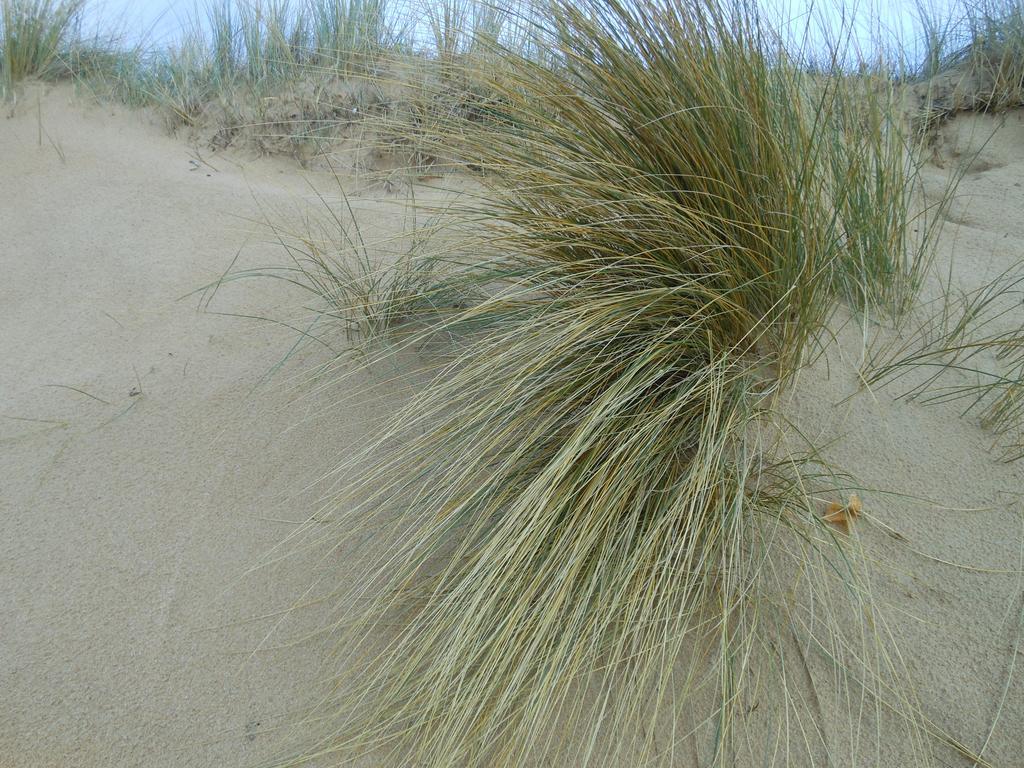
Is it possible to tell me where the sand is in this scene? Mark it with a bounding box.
[1,85,1022,766]
[770,110,1024,766]
[0,85,391,767]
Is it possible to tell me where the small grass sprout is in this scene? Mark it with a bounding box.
[865,265,1024,460]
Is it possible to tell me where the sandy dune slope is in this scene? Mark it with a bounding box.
[0,85,402,767]
[771,111,1024,766]
[1,86,1023,766]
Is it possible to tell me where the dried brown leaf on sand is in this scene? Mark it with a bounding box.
[824,493,863,533]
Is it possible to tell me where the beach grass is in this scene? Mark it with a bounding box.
[912,0,1024,115]
[0,0,546,159]
[0,0,85,89]
[4,0,1019,764]
[238,1,971,765]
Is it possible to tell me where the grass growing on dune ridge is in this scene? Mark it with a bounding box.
[4,0,1020,168]
[911,0,1024,118]
[0,0,529,161]
[98,0,545,163]
[255,2,966,766]
[0,0,84,89]
[87,0,412,132]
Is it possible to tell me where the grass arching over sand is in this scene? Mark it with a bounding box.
[4,0,1022,766]
[229,3,1002,767]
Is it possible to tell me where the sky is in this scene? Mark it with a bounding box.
[81,0,968,63]
[84,0,192,45]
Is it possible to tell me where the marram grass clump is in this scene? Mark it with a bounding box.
[264,1,950,766]
[0,0,84,89]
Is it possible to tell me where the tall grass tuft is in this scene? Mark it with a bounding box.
[310,0,395,72]
[0,0,85,89]
[826,71,946,313]
[267,1,946,765]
